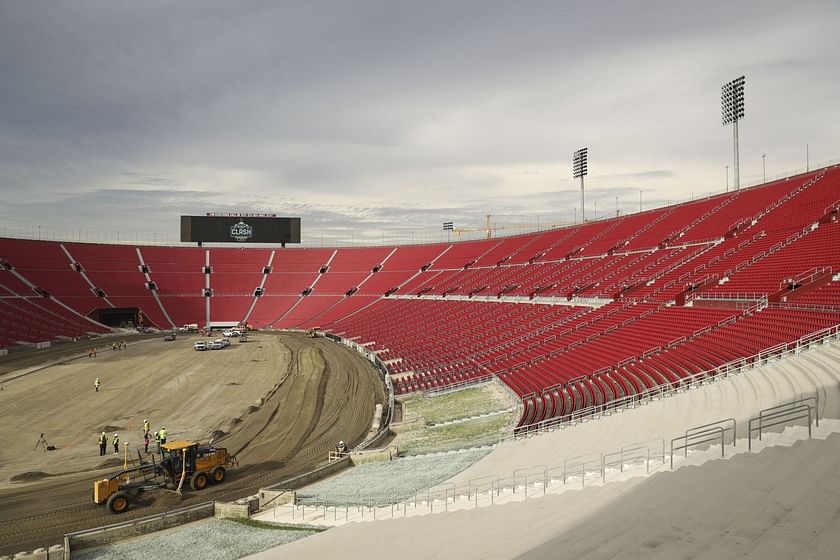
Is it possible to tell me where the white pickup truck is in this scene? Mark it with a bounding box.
[179,323,199,333]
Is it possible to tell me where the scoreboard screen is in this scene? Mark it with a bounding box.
[180,215,301,244]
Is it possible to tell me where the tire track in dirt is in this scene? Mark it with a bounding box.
[225,338,296,458]
[0,332,385,555]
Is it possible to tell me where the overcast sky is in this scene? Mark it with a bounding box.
[1,0,839,246]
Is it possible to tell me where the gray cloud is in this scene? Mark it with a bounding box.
[1,0,839,246]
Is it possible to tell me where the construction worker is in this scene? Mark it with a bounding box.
[99,432,107,456]
[154,431,161,454]
[94,377,101,392]
[159,426,167,445]
[143,419,150,435]
[112,433,120,454]
[143,431,150,454]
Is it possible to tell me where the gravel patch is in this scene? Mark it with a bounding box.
[297,448,491,505]
[74,518,318,560]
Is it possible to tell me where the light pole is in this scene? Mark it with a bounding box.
[721,76,745,190]
[762,153,766,183]
[442,221,453,242]
[639,190,642,212]
[726,165,729,192]
[615,196,619,217]
[573,147,588,222]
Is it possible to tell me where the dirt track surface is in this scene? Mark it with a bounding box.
[0,332,384,555]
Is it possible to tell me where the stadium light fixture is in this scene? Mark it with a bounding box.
[721,76,745,190]
[442,221,454,242]
[762,153,766,183]
[572,147,588,221]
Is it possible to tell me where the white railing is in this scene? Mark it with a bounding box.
[265,325,839,524]
[514,323,840,436]
[281,437,666,517]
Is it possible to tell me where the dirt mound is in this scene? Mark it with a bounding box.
[144,490,184,508]
[210,429,227,440]
[10,471,52,482]
[102,425,121,432]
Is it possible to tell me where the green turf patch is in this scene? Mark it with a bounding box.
[392,413,511,455]
[401,383,514,424]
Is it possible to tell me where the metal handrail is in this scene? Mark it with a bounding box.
[562,451,603,487]
[748,396,818,451]
[685,417,737,446]
[670,426,724,469]
[601,439,665,479]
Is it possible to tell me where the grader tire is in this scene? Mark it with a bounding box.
[106,492,130,514]
[190,471,209,491]
[210,466,226,484]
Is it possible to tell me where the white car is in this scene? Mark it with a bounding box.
[194,341,208,351]
[209,340,224,350]
[223,329,241,337]
[216,338,230,348]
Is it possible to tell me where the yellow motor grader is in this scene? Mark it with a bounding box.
[93,440,236,513]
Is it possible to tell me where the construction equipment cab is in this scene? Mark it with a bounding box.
[157,440,236,492]
[93,440,236,514]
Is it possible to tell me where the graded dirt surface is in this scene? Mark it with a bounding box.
[0,332,385,555]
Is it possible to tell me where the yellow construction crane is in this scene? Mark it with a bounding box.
[453,215,561,239]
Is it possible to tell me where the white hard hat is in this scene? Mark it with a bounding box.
[102,431,105,435]
[114,433,118,436]
[144,419,148,422]
[339,440,344,445]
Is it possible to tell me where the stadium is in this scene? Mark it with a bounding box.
[2,159,840,558]
[2,3,840,560]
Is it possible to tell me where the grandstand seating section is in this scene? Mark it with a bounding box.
[1,165,839,426]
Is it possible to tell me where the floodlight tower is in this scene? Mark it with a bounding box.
[721,76,745,190]
[573,147,588,221]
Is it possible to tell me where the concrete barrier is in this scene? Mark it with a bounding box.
[64,501,214,555]
[8,546,62,560]
[259,488,296,509]
[215,495,259,519]
[350,446,398,465]
[259,456,351,509]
